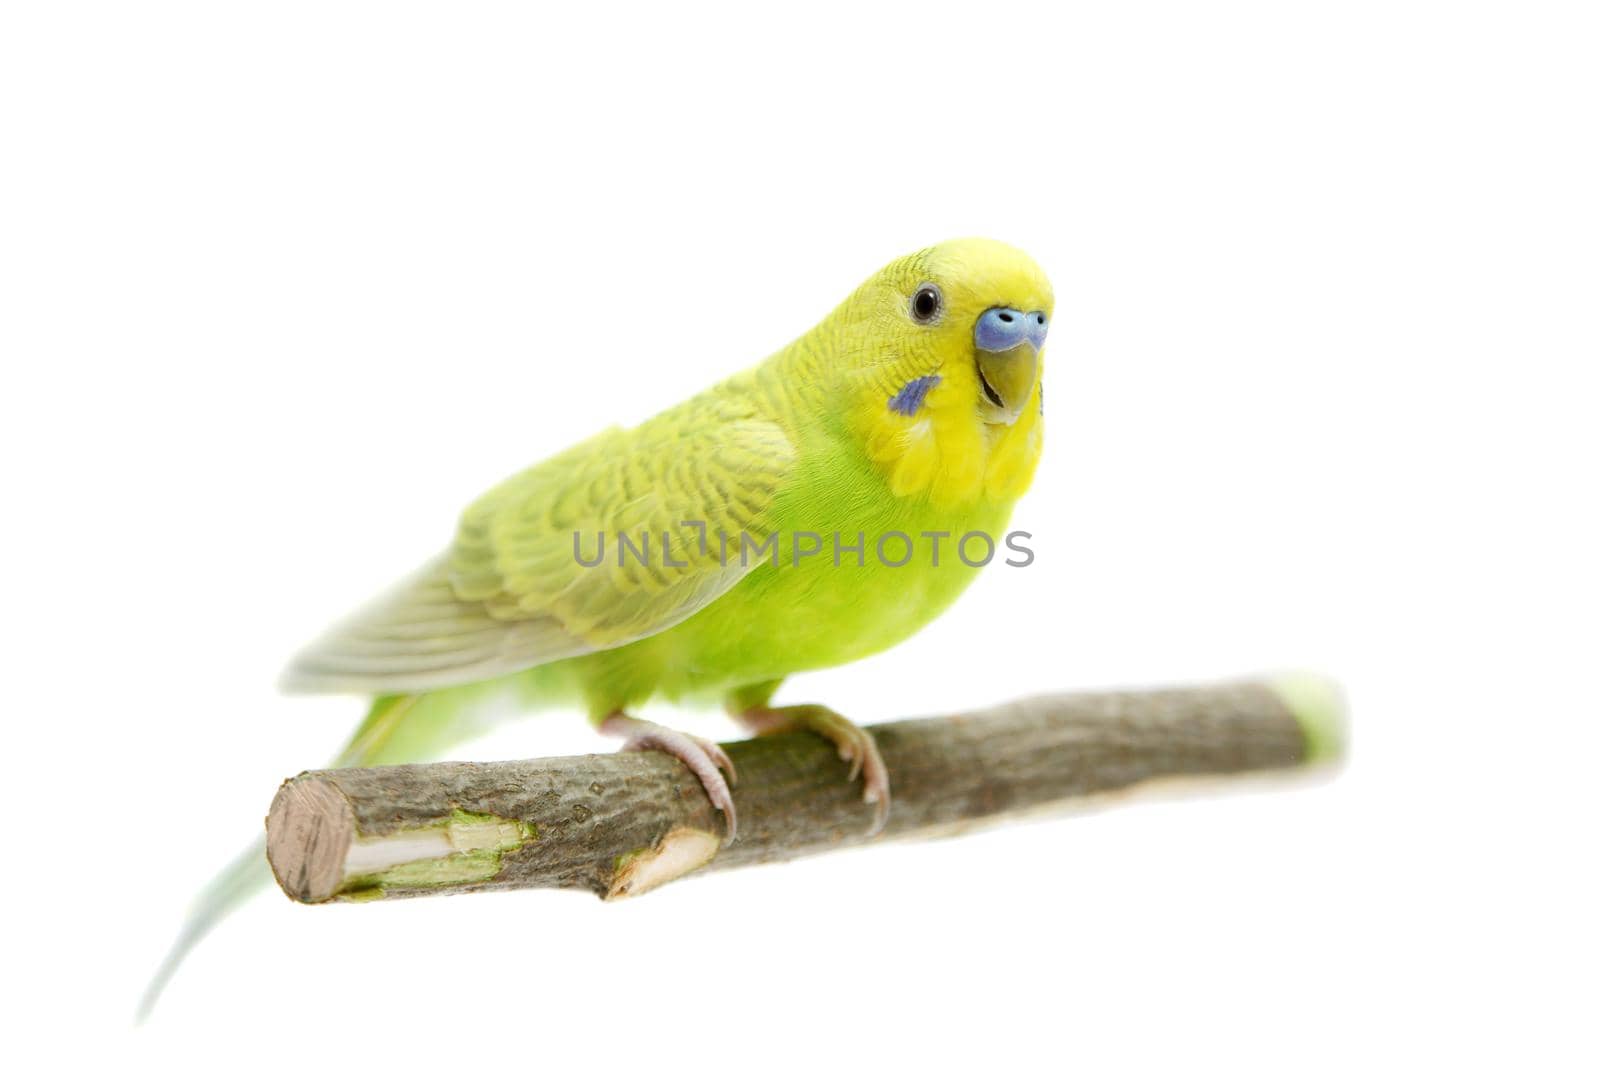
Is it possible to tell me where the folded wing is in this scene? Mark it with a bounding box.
[283,396,794,693]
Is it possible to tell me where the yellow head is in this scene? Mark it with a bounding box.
[820,238,1054,508]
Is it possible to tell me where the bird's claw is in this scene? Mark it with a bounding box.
[600,714,738,840]
[691,733,738,785]
[737,703,890,835]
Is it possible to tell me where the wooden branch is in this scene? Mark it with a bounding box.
[266,676,1344,904]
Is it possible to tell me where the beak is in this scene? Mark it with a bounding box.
[974,307,1048,426]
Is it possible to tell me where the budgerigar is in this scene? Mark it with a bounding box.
[144,238,1051,1013]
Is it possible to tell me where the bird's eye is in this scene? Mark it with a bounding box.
[910,284,942,324]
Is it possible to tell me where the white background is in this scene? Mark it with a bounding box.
[3,2,1596,1084]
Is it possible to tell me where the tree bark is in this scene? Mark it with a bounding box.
[265,675,1344,905]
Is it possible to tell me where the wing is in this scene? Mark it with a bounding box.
[282,391,794,693]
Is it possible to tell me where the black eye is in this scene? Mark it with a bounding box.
[910,284,942,323]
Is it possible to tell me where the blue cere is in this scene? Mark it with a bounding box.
[888,374,941,416]
[975,307,1050,352]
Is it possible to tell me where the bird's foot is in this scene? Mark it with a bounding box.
[735,703,889,835]
[599,714,738,841]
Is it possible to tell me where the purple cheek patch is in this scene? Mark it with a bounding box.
[888,374,941,417]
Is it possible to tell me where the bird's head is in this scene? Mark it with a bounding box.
[823,239,1053,506]
[869,238,1052,425]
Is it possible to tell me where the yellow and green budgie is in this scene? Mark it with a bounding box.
[145,237,1052,1013]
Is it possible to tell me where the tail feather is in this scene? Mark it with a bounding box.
[136,837,269,1022]
[138,676,544,1020]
